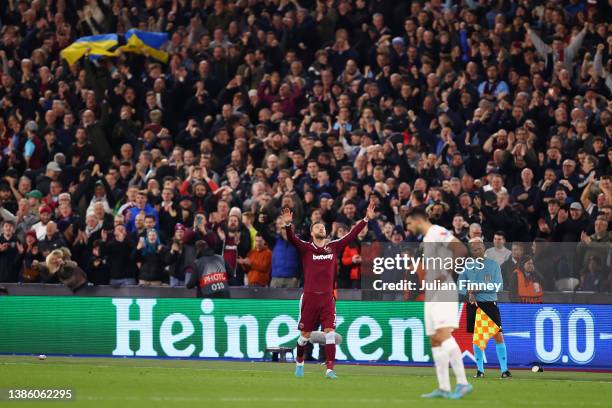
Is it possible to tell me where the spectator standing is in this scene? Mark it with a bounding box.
[166,224,195,287]
[510,256,544,304]
[340,224,368,289]
[0,221,21,282]
[500,243,526,287]
[266,216,300,288]
[242,234,272,287]
[103,225,137,286]
[132,229,168,286]
[31,205,52,240]
[126,191,158,234]
[484,231,512,266]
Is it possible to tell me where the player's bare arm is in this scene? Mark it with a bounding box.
[282,207,308,249]
[332,200,376,249]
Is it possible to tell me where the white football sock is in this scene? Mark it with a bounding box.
[441,337,468,386]
[431,346,451,392]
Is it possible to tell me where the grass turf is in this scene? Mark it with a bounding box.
[0,356,610,407]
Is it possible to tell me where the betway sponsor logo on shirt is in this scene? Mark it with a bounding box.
[312,253,334,261]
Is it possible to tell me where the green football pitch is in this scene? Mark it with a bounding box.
[0,356,610,408]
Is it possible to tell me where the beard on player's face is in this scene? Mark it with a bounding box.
[406,222,418,235]
[314,232,326,239]
[311,222,327,240]
[311,226,326,240]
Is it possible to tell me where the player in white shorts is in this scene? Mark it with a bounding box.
[406,208,472,399]
[425,301,459,336]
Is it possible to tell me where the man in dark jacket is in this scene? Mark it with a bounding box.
[554,202,590,242]
[501,242,525,287]
[0,221,21,282]
[186,241,231,298]
[82,109,113,165]
[103,225,137,285]
[38,221,66,257]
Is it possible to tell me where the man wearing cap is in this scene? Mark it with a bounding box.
[157,129,174,156]
[26,189,43,209]
[32,205,53,241]
[36,161,62,197]
[391,37,408,68]
[554,201,589,242]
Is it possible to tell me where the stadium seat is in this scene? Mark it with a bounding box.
[555,278,580,292]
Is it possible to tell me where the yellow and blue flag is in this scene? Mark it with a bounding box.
[123,29,169,63]
[60,34,120,65]
[61,30,169,65]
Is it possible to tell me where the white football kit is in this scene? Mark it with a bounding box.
[422,224,459,336]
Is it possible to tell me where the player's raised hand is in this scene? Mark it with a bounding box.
[366,201,376,220]
[281,207,293,225]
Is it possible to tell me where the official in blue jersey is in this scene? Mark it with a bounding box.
[458,237,511,379]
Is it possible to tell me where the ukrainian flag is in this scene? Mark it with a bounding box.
[60,34,120,65]
[123,29,169,63]
[61,30,169,65]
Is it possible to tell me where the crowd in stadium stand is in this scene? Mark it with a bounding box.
[0,0,610,295]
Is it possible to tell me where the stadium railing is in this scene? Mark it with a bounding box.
[1,283,611,304]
